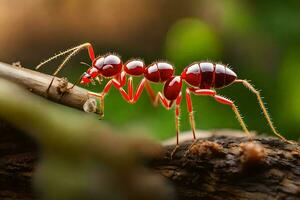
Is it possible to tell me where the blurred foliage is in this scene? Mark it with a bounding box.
[279,51,300,133]
[0,0,299,140]
[165,18,220,68]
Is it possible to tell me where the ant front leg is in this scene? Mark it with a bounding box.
[187,88,251,138]
[89,72,127,118]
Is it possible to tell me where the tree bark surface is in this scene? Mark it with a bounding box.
[1,121,300,199]
[0,62,93,112]
[0,121,38,199]
[152,136,300,200]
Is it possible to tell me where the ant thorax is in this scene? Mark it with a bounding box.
[93,54,122,77]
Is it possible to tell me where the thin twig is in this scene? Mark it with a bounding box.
[0,62,97,112]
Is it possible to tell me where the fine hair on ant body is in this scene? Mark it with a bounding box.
[36,43,292,145]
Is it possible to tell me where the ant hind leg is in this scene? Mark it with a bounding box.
[188,88,252,139]
[234,79,292,143]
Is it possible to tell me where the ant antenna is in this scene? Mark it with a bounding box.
[36,43,94,76]
[36,46,80,70]
[69,73,86,89]
[80,62,91,68]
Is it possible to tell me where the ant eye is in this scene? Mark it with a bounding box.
[80,73,91,84]
[87,67,99,78]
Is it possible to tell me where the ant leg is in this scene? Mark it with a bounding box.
[188,88,251,138]
[175,93,182,145]
[68,73,85,90]
[130,79,182,157]
[88,79,123,118]
[144,80,157,103]
[128,77,133,100]
[129,77,176,107]
[183,88,198,157]
[130,78,158,105]
[234,79,291,143]
[185,88,196,140]
[170,93,182,159]
[131,78,147,103]
[89,74,128,118]
[153,92,171,108]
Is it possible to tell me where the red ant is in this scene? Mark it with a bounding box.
[36,43,292,145]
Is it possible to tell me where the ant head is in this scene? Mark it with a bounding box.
[80,72,92,84]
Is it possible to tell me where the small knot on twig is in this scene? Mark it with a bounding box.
[188,140,224,157]
[83,98,97,113]
[12,61,22,68]
[240,142,266,168]
[56,77,69,95]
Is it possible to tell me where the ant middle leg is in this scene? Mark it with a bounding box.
[88,74,127,118]
[130,78,158,105]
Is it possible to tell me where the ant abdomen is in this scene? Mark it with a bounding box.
[144,62,174,83]
[181,62,237,89]
[215,64,237,88]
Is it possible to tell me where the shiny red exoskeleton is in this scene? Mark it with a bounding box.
[36,43,291,146]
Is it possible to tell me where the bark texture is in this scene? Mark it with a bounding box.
[152,136,300,200]
[0,62,95,112]
[0,120,38,199]
[1,121,300,199]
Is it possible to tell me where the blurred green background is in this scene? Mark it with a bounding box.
[1,0,299,140]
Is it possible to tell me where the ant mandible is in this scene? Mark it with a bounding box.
[36,42,291,145]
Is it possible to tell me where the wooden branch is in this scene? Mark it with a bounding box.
[0,62,95,112]
[152,135,300,199]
